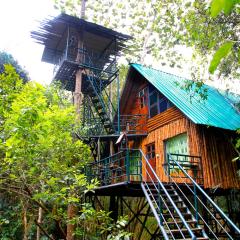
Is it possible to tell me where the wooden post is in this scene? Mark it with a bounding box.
[66,204,78,240]
[67,2,86,239]
[74,69,83,118]
[109,196,118,222]
[97,137,101,161]
[110,140,115,156]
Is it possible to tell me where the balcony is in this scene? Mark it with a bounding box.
[52,45,118,92]
[85,149,142,186]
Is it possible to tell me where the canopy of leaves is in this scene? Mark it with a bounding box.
[54,0,239,90]
[0,51,29,83]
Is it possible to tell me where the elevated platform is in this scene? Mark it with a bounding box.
[87,133,148,140]
[91,181,144,197]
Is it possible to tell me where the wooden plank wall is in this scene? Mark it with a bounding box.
[141,115,240,189]
[120,70,148,116]
[199,127,240,189]
[141,117,194,183]
[147,107,185,131]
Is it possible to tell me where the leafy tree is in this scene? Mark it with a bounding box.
[0,51,29,83]
[53,0,239,88]
[0,66,130,239]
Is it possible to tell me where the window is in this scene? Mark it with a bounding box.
[166,133,188,156]
[138,87,147,108]
[148,86,173,118]
[146,143,155,160]
[165,133,189,171]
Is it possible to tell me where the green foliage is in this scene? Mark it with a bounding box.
[210,0,238,17]
[0,66,93,237]
[53,0,240,90]
[209,41,234,73]
[0,51,29,83]
[0,65,130,238]
[73,203,131,240]
[0,195,23,239]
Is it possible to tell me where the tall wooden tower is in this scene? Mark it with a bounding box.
[31,13,132,157]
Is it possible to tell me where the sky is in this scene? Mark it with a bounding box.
[0,0,58,84]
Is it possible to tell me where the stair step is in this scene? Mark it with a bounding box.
[147,188,176,193]
[166,227,202,234]
[153,194,179,200]
[162,212,192,219]
[178,238,208,240]
[162,206,188,211]
[165,220,197,225]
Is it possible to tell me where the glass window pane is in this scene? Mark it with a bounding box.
[150,91,158,106]
[159,100,168,113]
[166,133,188,155]
[149,84,155,94]
[150,105,158,118]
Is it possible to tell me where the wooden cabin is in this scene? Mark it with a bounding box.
[120,63,240,190]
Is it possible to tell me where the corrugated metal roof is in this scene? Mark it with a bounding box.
[131,63,240,131]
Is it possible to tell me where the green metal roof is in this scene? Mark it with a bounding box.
[131,63,240,131]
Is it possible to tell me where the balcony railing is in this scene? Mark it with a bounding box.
[165,153,204,185]
[85,149,142,185]
[53,46,117,78]
[80,114,148,137]
[114,114,148,135]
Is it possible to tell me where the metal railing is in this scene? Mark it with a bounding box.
[165,153,203,184]
[140,149,197,240]
[167,153,240,239]
[85,149,142,185]
[53,46,117,78]
[113,114,148,135]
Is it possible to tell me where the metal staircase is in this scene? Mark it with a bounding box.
[81,49,118,135]
[140,150,208,240]
[141,150,240,239]
[85,149,240,239]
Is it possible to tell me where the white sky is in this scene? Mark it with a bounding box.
[0,0,58,84]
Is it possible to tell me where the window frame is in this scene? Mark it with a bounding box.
[146,142,156,160]
[138,87,148,109]
[164,133,189,172]
[148,85,173,118]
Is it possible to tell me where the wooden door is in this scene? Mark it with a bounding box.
[146,143,157,182]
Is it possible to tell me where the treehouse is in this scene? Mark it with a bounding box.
[85,64,240,239]
[33,13,240,240]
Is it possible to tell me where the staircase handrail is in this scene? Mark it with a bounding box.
[84,50,117,118]
[168,153,240,236]
[139,149,197,240]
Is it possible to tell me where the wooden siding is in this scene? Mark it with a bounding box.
[199,127,240,189]
[140,117,240,189]
[147,106,184,132]
[120,67,240,190]
[120,70,148,116]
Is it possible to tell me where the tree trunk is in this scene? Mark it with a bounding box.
[66,204,78,240]
[23,206,28,240]
[36,207,43,240]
